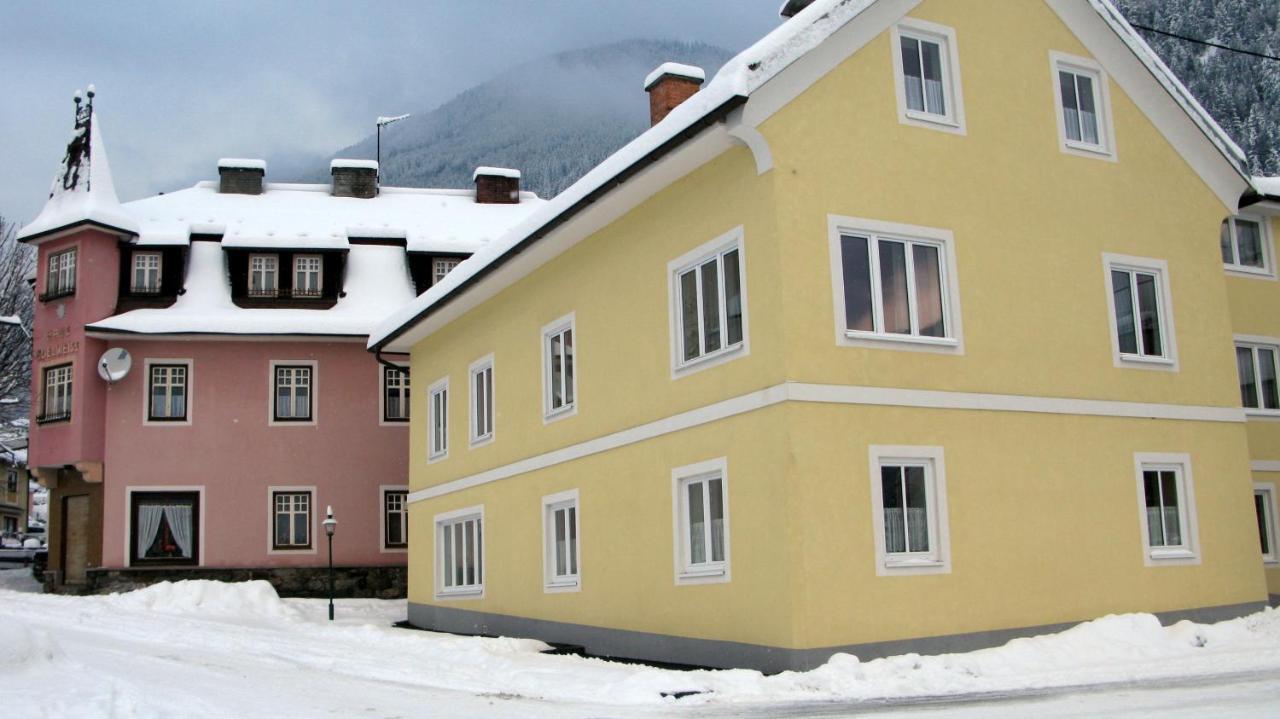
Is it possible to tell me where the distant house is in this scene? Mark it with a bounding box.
[0,435,30,536]
[18,90,543,594]
[371,0,1278,671]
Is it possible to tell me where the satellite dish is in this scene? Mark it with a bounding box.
[98,348,132,383]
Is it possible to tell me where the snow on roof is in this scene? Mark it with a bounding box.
[330,159,378,171]
[1253,177,1280,199]
[18,112,140,242]
[368,0,1252,352]
[217,158,266,171]
[473,167,521,180]
[124,182,543,254]
[643,62,706,90]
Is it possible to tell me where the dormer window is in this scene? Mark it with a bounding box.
[434,258,460,284]
[42,248,76,301]
[249,254,279,298]
[293,255,323,298]
[131,252,162,294]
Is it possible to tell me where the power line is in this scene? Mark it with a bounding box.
[1129,22,1280,63]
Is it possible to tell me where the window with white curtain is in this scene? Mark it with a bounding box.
[249,254,279,297]
[1255,484,1278,564]
[428,378,449,460]
[892,20,963,132]
[1221,216,1270,275]
[1237,342,1280,412]
[293,255,323,297]
[40,363,73,423]
[437,508,483,596]
[1134,454,1199,564]
[130,491,199,565]
[1104,255,1176,368]
[469,357,494,445]
[1051,53,1113,158]
[131,252,162,293]
[273,364,314,422]
[543,490,580,590]
[148,363,189,421]
[543,315,576,419]
[869,446,950,575]
[672,458,730,583]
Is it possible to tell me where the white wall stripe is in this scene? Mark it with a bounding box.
[1251,461,1280,473]
[410,382,1245,503]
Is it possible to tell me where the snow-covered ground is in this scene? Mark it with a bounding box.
[0,569,1277,717]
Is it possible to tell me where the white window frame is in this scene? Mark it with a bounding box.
[427,376,449,462]
[292,254,323,296]
[1255,482,1279,565]
[1102,253,1178,371]
[827,215,964,354]
[1235,336,1280,417]
[468,355,495,447]
[889,18,966,135]
[671,457,731,585]
[541,313,578,423]
[379,363,410,425]
[433,258,461,284]
[1050,51,1117,161]
[1133,453,1200,566]
[868,445,951,576]
[434,505,484,599]
[542,489,581,592]
[249,253,279,297]
[268,360,318,426]
[143,358,193,426]
[380,484,409,554]
[667,227,750,379]
[267,485,317,555]
[40,362,73,422]
[1221,215,1275,279]
[46,247,77,296]
[131,251,162,293]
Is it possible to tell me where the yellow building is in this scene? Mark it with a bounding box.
[370,0,1274,671]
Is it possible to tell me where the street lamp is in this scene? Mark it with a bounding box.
[323,506,337,621]
[375,114,411,179]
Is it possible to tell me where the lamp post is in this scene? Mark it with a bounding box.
[323,506,337,621]
[375,114,411,179]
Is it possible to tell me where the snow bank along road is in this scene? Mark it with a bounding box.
[0,571,1278,718]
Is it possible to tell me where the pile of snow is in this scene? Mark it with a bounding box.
[106,580,300,622]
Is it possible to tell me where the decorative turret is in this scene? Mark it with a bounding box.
[18,87,139,244]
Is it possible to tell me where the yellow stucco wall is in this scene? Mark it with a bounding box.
[405,0,1270,651]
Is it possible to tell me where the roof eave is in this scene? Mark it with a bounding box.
[17,219,138,245]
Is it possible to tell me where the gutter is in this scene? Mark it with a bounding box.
[369,93,750,353]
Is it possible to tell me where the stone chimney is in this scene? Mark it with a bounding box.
[331,159,379,199]
[218,159,265,195]
[644,62,705,126]
[473,167,521,204]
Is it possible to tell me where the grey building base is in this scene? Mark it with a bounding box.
[408,600,1267,674]
[61,565,407,599]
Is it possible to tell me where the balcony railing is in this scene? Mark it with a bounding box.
[130,283,161,295]
[290,287,324,299]
[38,285,75,302]
[247,287,279,298]
[35,409,72,425]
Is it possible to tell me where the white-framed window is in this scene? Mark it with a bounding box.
[381,365,410,423]
[428,377,449,461]
[1255,483,1279,564]
[669,228,748,376]
[1103,254,1177,370]
[293,254,323,297]
[1221,215,1273,277]
[147,362,190,422]
[131,252,162,293]
[249,254,279,297]
[1050,52,1115,160]
[1236,341,1280,413]
[45,248,76,298]
[868,445,951,575]
[1134,453,1199,565]
[890,19,965,133]
[542,314,577,421]
[382,487,408,551]
[434,258,460,284]
[829,216,961,351]
[469,356,494,446]
[272,490,312,550]
[270,361,316,424]
[39,363,73,423]
[542,489,580,591]
[436,506,483,598]
[671,458,730,584]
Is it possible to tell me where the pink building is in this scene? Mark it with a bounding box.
[19,91,541,594]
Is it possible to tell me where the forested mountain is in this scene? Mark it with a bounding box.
[324,39,732,198]
[1115,0,1280,175]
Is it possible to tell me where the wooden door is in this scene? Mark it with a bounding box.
[62,495,89,584]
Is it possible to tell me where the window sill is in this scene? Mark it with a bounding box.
[543,405,577,425]
[38,289,76,303]
[676,565,729,585]
[844,331,959,349]
[544,579,580,593]
[1061,140,1115,161]
[1225,265,1276,281]
[436,587,483,600]
[673,342,747,380]
[900,111,965,135]
[469,434,494,449]
[884,557,943,569]
[35,414,72,426]
[1245,409,1280,420]
[1148,548,1197,562]
[427,451,449,464]
[1116,353,1176,370]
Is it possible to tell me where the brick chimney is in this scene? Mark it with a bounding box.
[644,63,705,126]
[331,159,379,199]
[474,167,521,204]
[218,158,265,195]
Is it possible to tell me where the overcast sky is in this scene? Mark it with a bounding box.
[0,1,781,225]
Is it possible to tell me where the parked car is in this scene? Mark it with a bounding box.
[31,547,47,582]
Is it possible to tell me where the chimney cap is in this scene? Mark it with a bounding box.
[473,166,521,181]
[643,62,705,91]
[217,158,266,171]
[330,158,379,172]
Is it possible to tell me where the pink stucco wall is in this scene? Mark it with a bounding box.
[99,339,408,569]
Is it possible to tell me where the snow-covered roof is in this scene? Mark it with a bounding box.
[368,0,1252,353]
[331,159,378,171]
[1253,177,1280,199]
[19,111,140,243]
[473,167,521,180]
[643,62,706,90]
[217,158,266,171]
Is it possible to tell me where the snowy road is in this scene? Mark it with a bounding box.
[1,569,1278,718]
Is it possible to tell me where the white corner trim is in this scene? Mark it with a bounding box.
[141,358,194,427]
[671,457,731,586]
[123,485,206,568]
[1133,452,1200,567]
[266,485,318,556]
[1048,50,1118,162]
[889,17,967,136]
[867,445,951,576]
[1101,253,1179,372]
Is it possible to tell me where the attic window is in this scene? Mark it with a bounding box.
[249,254,279,298]
[434,258,460,284]
[1050,52,1114,159]
[292,255,323,298]
[131,252,162,294]
[891,20,965,134]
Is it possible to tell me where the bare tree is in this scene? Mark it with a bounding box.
[0,215,34,425]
